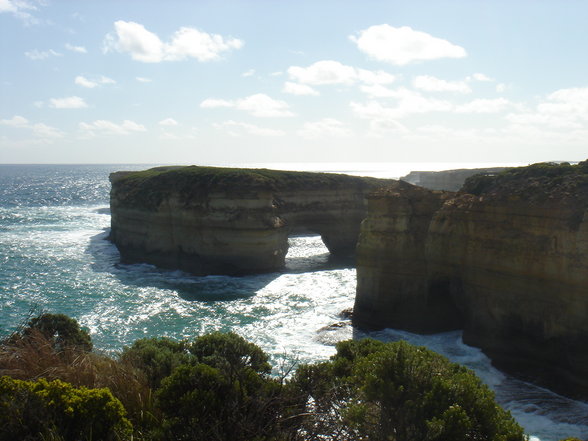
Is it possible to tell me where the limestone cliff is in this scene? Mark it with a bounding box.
[354,161,588,397]
[109,166,394,275]
[401,167,510,191]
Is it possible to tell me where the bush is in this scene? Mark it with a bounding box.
[1,312,535,441]
[22,313,93,352]
[119,337,191,389]
[155,332,289,441]
[0,376,131,441]
[291,339,525,441]
[1,316,153,439]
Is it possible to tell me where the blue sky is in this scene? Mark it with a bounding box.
[1,0,587,165]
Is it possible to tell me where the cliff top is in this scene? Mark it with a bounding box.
[110,165,395,209]
[462,160,588,206]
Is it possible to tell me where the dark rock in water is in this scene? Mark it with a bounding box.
[315,321,352,346]
[109,165,396,276]
[354,160,588,399]
[339,308,353,320]
[318,321,347,331]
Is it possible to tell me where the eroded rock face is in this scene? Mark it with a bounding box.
[354,181,458,332]
[109,166,394,275]
[354,161,588,397]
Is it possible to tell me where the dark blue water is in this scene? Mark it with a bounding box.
[0,164,586,440]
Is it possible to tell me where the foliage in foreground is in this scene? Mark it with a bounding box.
[0,376,131,441]
[293,339,525,441]
[0,313,536,440]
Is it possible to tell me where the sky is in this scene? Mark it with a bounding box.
[1,0,587,165]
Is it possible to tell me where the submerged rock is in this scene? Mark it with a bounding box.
[354,161,588,398]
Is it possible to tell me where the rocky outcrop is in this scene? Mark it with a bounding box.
[354,181,458,332]
[401,167,510,191]
[109,166,394,275]
[354,161,588,397]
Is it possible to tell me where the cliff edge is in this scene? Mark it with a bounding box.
[109,165,395,275]
[354,161,588,397]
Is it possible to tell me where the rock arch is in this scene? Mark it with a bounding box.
[109,166,396,276]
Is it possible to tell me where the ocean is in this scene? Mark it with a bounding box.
[0,163,586,440]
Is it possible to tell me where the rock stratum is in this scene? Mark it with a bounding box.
[109,165,394,275]
[354,161,588,397]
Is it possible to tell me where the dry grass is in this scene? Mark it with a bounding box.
[0,329,160,434]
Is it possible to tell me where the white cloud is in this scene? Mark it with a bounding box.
[298,118,352,139]
[136,77,152,83]
[0,115,63,140]
[159,131,197,141]
[201,98,233,108]
[49,96,88,109]
[470,72,493,82]
[359,84,397,98]
[351,88,453,119]
[496,83,506,93]
[350,24,466,65]
[103,20,243,63]
[288,60,357,86]
[367,119,409,138]
[158,118,178,126]
[357,69,396,85]
[74,76,97,88]
[507,113,582,130]
[506,87,588,130]
[455,98,512,114]
[0,115,29,127]
[25,49,62,60]
[215,120,285,137]
[75,75,116,88]
[201,93,294,117]
[282,81,319,96]
[0,0,18,13]
[79,119,146,136]
[65,43,87,54]
[0,0,39,25]
[413,75,471,93]
[31,123,63,139]
[242,69,255,77]
[287,60,395,86]
[98,75,116,85]
[416,124,480,140]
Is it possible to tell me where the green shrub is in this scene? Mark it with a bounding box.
[23,313,93,352]
[187,331,272,375]
[0,376,131,441]
[291,339,526,441]
[155,332,289,441]
[119,337,191,389]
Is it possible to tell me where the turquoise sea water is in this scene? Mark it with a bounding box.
[0,164,587,440]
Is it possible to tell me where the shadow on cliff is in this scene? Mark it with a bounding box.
[86,230,354,302]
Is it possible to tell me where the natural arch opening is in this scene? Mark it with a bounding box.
[426,278,465,331]
[283,234,331,273]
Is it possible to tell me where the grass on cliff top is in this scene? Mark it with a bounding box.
[462,160,588,205]
[118,165,389,190]
[111,165,394,209]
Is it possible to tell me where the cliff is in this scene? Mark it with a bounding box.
[109,165,394,275]
[401,167,510,191]
[354,161,588,397]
